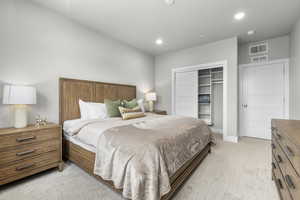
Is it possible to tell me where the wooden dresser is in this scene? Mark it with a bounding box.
[0,123,63,185]
[272,119,300,200]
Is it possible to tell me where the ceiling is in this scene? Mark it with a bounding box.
[31,0,300,55]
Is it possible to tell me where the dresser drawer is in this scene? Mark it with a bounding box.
[275,131,300,177]
[0,151,59,181]
[281,156,300,199]
[272,139,290,172]
[0,128,60,150]
[0,140,60,166]
[273,155,293,200]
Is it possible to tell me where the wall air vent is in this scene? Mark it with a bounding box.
[249,41,268,56]
[250,55,268,63]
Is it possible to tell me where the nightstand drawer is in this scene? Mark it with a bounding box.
[0,128,60,149]
[0,140,60,166]
[0,151,59,181]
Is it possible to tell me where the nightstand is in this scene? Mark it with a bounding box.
[149,110,167,115]
[0,123,63,185]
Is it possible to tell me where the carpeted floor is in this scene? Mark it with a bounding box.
[0,136,279,200]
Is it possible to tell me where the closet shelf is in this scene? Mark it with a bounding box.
[212,79,223,82]
[199,84,211,87]
[198,93,211,95]
[211,71,223,74]
[212,81,223,84]
[198,102,210,104]
[198,75,211,78]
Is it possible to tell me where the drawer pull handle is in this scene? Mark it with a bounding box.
[276,133,282,139]
[286,146,294,157]
[16,136,36,143]
[15,163,35,171]
[272,162,276,169]
[271,143,276,149]
[277,155,283,163]
[285,175,296,189]
[277,179,283,189]
[16,149,36,156]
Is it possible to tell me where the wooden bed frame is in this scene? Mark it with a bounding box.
[59,77,211,200]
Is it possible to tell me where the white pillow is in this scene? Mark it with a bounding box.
[137,99,145,113]
[79,99,107,120]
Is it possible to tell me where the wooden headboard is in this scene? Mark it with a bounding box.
[59,78,136,125]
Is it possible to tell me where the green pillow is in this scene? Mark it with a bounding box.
[104,99,121,117]
[122,99,138,109]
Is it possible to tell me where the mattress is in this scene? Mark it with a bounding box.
[63,132,96,153]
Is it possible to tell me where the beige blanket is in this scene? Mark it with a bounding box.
[93,115,212,200]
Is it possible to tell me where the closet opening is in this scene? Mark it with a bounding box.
[198,67,223,134]
[172,60,227,137]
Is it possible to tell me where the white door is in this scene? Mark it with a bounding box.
[174,71,198,118]
[240,62,287,140]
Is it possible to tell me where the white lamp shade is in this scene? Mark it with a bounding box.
[3,85,36,105]
[145,92,157,101]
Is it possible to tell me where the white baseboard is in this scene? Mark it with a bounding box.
[223,136,238,143]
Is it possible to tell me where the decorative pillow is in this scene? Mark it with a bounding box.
[79,99,107,120]
[104,99,121,117]
[137,99,145,113]
[122,99,138,109]
[119,106,145,120]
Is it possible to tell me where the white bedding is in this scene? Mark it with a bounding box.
[64,133,96,152]
[63,113,165,149]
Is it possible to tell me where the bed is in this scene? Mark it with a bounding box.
[59,78,212,200]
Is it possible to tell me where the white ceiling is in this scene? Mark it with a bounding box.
[32,0,300,55]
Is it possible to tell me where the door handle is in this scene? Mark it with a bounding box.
[277,179,283,189]
[277,155,283,163]
[16,136,36,143]
[16,149,36,156]
[242,104,248,108]
[285,175,295,189]
[16,163,35,171]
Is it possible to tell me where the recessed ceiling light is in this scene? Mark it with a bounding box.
[165,0,175,5]
[234,12,245,21]
[155,38,163,45]
[247,30,256,35]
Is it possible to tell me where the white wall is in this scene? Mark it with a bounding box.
[239,35,290,65]
[155,37,238,137]
[0,0,155,128]
[290,18,300,119]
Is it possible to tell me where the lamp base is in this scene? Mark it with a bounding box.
[14,105,27,128]
[148,101,154,112]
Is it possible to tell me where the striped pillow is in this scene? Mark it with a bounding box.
[118,106,145,120]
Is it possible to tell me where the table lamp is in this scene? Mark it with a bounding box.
[3,85,36,128]
[145,92,157,112]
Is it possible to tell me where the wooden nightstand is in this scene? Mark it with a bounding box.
[149,110,167,115]
[0,123,63,185]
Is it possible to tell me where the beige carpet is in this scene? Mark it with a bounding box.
[0,136,279,200]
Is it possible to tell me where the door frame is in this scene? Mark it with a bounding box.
[172,60,229,141]
[239,59,290,138]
